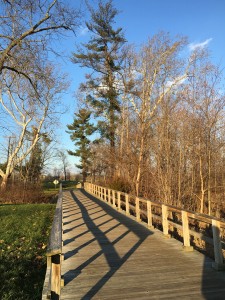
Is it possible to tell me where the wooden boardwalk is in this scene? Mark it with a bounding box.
[60,189,225,299]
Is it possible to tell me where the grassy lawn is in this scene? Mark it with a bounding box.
[43,181,77,192]
[0,204,55,300]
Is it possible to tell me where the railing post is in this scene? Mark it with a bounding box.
[162,205,170,238]
[104,188,107,202]
[181,211,193,251]
[117,192,121,211]
[125,194,129,215]
[147,201,153,229]
[108,189,111,204]
[112,190,116,207]
[50,254,61,300]
[136,197,141,222]
[212,219,225,270]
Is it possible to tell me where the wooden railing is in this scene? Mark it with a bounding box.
[42,184,63,300]
[84,182,225,271]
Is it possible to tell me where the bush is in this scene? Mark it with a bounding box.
[0,182,54,204]
[108,177,131,194]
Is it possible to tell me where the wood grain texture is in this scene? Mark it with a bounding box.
[47,195,62,256]
[60,190,225,299]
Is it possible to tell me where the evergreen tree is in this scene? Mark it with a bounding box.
[71,0,126,149]
[26,142,43,183]
[22,129,51,183]
[67,109,96,185]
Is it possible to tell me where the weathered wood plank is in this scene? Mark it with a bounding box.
[60,189,225,299]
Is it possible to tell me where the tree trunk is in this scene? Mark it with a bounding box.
[64,166,67,181]
[1,174,9,191]
[177,146,182,206]
[207,149,211,215]
[135,130,145,197]
[199,154,205,214]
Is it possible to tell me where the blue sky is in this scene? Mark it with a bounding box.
[57,0,225,173]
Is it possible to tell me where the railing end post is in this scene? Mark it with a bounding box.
[212,219,224,270]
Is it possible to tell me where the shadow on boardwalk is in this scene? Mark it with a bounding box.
[62,189,225,299]
[63,189,153,299]
[201,244,225,299]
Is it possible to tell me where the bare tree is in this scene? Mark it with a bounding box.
[0,0,81,189]
[0,0,80,74]
[121,33,189,196]
[0,63,68,189]
[182,49,225,214]
[57,150,69,181]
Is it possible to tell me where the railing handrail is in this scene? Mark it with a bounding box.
[42,183,63,300]
[109,189,224,224]
[84,182,225,271]
[46,195,62,256]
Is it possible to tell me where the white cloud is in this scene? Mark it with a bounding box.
[188,38,213,51]
[166,75,187,89]
[79,26,89,36]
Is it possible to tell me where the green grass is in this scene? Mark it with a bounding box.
[43,181,77,193]
[0,204,55,300]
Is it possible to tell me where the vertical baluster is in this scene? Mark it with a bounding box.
[162,205,170,238]
[136,197,141,222]
[181,211,193,251]
[147,201,153,229]
[112,190,116,207]
[104,188,107,202]
[117,192,121,211]
[125,194,129,215]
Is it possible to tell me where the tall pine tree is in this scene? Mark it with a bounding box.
[71,0,126,149]
[67,109,96,185]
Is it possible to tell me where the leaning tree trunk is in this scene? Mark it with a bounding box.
[0,174,9,191]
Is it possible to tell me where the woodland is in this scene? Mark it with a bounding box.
[0,1,224,218]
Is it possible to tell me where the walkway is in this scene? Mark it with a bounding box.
[60,189,225,299]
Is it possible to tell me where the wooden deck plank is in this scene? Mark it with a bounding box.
[61,189,225,299]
